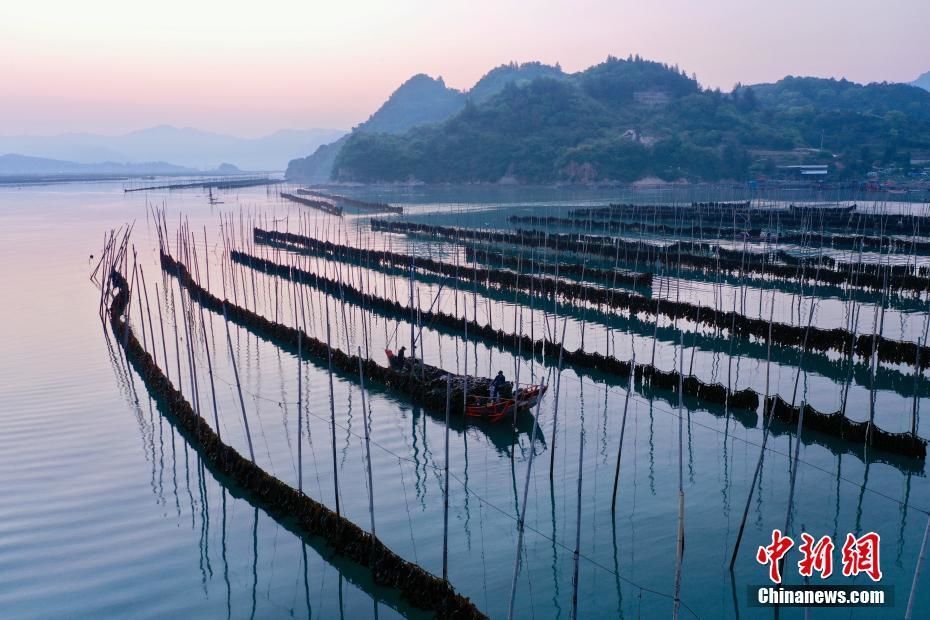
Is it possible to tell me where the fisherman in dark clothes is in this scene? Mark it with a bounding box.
[490,370,506,401]
[391,346,407,369]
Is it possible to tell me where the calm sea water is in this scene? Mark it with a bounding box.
[1,179,928,619]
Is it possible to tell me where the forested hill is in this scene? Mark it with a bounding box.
[328,57,930,184]
[286,62,567,182]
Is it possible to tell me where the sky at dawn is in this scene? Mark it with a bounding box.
[2,0,928,136]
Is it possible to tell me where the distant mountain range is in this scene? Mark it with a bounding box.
[288,58,930,184]
[0,153,241,176]
[0,126,346,172]
[912,71,930,92]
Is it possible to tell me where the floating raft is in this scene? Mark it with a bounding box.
[244,231,928,459]
[296,189,402,214]
[232,247,760,413]
[569,203,930,236]
[463,245,653,289]
[373,219,930,293]
[161,252,537,426]
[507,215,930,256]
[764,395,926,459]
[124,177,276,192]
[106,268,486,618]
[280,191,343,215]
[262,227,930,370]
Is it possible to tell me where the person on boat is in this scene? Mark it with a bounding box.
[490,370,507,401]
[391,346,407,369]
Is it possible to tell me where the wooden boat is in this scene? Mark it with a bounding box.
[385,349,547,422]
[465,384,548,421]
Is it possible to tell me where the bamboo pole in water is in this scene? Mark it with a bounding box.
[866,268,889,447]
[409,259,416,360]
[198,300,221,440]
[223,304,255,463]
[610,352,635,513]
[442,378,452,582]
[731,246,822,567]
[168,264,184,384]
[154,281,170,382]
[913,270,930,436]
[570,412,585,620]
[549,316,569,481]
[905,514,930,620]
[294,268,303,494]
[507,377,549,620]
[782,292,823,538]
[325,295,341,516]
[673,332,685,620]
[175,261,200,416]
[357,348,377,556]
[139,265,158,369]
[730,281,778,569]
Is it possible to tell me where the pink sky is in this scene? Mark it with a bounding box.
[2,0,928,137]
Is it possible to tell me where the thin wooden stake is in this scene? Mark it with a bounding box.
[610,353,635,513]
[673,332,685,620]
[325,295,341,515]
[357,349,377,552]
[905,514,930,620]
[295,272,303,494]
[570,415,585,620]
[549,316,569,481]
[198,303,221,440]
[442,378,452,582]
[223,304,255,462]
[507,376,549,620]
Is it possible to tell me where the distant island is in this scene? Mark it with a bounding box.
[287,57,930,184]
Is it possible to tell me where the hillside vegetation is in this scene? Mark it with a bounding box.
[286,63,573,181]
[327,57,930,183]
